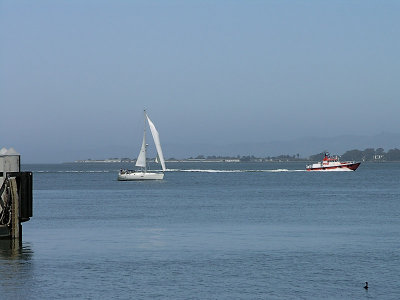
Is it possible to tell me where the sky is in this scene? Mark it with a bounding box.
[1,0,399,163]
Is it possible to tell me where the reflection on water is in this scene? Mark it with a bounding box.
[0,239,33,260]
[0,240,34,296]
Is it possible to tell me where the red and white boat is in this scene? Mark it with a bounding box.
[306,153,360,171]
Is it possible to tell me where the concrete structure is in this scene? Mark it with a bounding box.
[0,147,20,187]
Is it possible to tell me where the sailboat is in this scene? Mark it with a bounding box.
[118,110,166,180]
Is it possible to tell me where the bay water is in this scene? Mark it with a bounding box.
[1,162,399,299]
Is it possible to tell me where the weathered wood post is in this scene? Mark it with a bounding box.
[10,178,20,240]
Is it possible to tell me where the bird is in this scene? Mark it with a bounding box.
[364,282,368,289]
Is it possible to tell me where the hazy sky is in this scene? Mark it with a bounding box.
[1,0,399,162]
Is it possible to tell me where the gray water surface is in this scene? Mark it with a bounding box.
[1,162,399,299]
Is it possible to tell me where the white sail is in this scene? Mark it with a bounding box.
[135,135,147,168]
[118,110,166,181]
[146,114,166,171]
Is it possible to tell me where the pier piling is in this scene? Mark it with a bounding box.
[0,147,32,240]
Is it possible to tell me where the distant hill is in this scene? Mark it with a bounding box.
[164,132,400,158]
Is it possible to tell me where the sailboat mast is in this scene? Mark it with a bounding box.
[143,109,147,173]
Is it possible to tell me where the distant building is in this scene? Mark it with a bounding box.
[374,154,384,160]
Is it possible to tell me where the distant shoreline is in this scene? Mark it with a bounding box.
[72,158,312,163]
[71,148,400,163]
[73,159,243,163]
[71,159,399,164]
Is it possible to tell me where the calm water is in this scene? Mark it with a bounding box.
[1,162,399,299]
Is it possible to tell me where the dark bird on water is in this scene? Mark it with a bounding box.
[364,282,368,289]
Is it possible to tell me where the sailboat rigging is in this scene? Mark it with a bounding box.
[118,110,166,180]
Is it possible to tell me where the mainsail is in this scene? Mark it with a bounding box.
[146,113,166,171]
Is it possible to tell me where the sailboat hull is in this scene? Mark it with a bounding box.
[118,171,164,181]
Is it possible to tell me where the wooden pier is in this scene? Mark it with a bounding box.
[0,147,32,240]
[0,173,33,240]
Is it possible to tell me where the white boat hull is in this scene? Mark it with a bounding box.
[118,171,164,181]
[306,162,360,171]
[306,166,355,172]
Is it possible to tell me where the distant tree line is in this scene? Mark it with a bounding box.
[288,148,400,162]
[186,148,400,162]
[341,148,400,161]
[310,148,400,162]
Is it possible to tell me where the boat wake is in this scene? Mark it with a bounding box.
[34,169,307,174]
[166,169,305,173]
